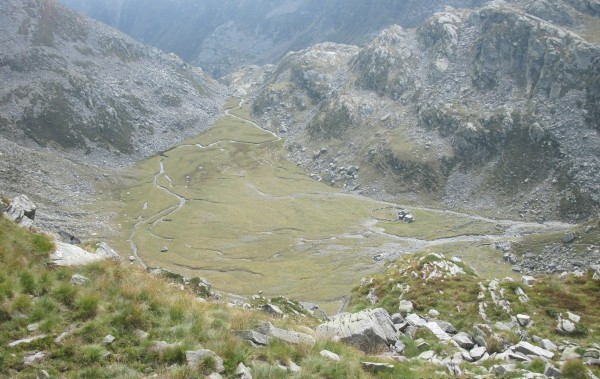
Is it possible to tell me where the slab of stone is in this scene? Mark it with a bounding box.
[406,313,427,327]
[50,242,106,266]
[235,330,269,346]
[424,321,451,341]
[470,346,487,361]
[452,332,475,349]
[316,308,396,352]
[257,322,315,346]
[361,362,394,372]
[262,304,284,317]
[514,341,554,359]
[418,350,435,360]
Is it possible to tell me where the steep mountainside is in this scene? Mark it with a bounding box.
[58,0,489,76]
[0,0,226,233]
[235,0,600,222]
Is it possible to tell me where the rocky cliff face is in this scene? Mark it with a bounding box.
[58,0,490,77]
[0,0,226,234]
[238,0,600,221]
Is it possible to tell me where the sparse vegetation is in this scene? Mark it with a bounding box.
[0,217,452,378]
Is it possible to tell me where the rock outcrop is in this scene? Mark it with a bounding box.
[243,0,600,221]
[316,308,398,353]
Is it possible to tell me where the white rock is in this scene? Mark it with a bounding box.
[320,350,340,362]
[567,311,581,323]
[406,313,427,327]
[186,349,224,372]
[522,276,536,286]
[424,321,451,341]
[102,335,115,344]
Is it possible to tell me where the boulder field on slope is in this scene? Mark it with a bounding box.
[239,0,600,222]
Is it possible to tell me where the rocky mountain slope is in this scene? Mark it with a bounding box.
[1,201,599,378]
[58,0,490,77]
[235,0,600,222]
[0,0,227,233]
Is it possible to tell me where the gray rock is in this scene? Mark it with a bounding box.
[207,374,223,379]
[544,363,561,378]
[452,332,475,349]
[390,313,404,324]
[517,314,531,327]
[4,195,36,225]
[398,300,413,314]
[428,309,440,317]
[135,330,149,340]
[256,322,315,345]
[539,338,557,352]
[514,341,555,359]
[235,362,252,379]
[492,364,517,375]
[262,304,284,317]
[418,350,435,360]
[160,246,169,252]
[361,362,394,372]
[186,349,224,372]
[562,231,576,243]
[424,321,451,341]
[320,350,340,362]
[406,313,427,327]
[70,274,89,286]
[316,308,397,352]
[23,351,44,366]
[234,330,269,346]
[102,335,115,345]
[435,320,457,334]
[470,346,487,361]
[394,340,406,354]
[557,318,576,334]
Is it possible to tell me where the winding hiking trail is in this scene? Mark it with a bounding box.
[128,97,574,273]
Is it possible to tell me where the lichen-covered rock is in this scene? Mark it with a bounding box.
[316,308,397,352]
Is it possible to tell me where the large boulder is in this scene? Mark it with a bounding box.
[316,308,398,353]
[255,322,315,346]
[3,195,36,227]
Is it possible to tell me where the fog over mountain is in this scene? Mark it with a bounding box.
[58,0,489,76]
